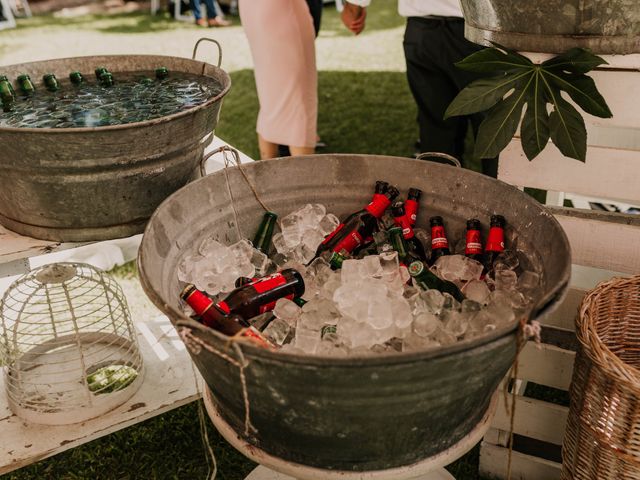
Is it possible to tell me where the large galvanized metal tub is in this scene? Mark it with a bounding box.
[0,43,230,242]
[137,154,572,471]
[461,0,640,54]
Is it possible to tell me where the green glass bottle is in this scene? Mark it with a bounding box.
[69,71,85,85]
[95,67,109,79]
[408,260,465,302]
[0,75,15,108]
[155,67,169,80]
[329,251,346,270]
[388,226,413,263]
[99,72,114,87]
[17,74,35,96]
[252,211,278,254]
[42,73,59,92]
[293,297,307,307]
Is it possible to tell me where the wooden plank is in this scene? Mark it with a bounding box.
[492,396,569,446]
[0,137,254,268]
[0,278,200,475]
[550,208,640,274]
[479,441,562,480]
[484,427,510,448]
[518,342,575,391]
[499,140,640,204]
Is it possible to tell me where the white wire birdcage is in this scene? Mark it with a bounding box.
[0,262,144,425]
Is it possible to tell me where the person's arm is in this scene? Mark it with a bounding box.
[341,0,369,35]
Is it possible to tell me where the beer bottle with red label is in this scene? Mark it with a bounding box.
[314,180,399,264]
[405,188,422,226]
[484,215,506,272]
[428,216,451,266]
[217,269,305,320]
[464,219,484,263]
[391,201,427,261]
[180,284,274,349]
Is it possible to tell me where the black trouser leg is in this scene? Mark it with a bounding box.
[403,17,498,176]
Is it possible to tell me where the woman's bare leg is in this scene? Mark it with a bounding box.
[258,134,279,159]
[289,146,315,156]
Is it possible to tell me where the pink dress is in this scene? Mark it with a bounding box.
[239,0,317,148]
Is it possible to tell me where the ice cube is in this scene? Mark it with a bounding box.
[230,239,254,263]
[402,334,440,352]
[263,318,292,346]
[494,250,519,271]
[434,255,484,284]
[362,255,383,278]
[177,254,201,283]
[391,297,413,329]
[413,312,440,337]
[341,259,364,285]
[379,251,399,283]
[494,269,518,291]
[463,279,491,305]
[250,248,271,276]
[302,228,325,251]
[517,270,540,298]
[421,289,446,314]
[273,298,302,325]
[294,327,321,354]
[198,236,225,257]
[318,213,340,236]
[442,309,470,337]
[367,295,393,329]
[272,232,289,254]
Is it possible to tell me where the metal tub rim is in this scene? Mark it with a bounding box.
[0,54,231,134]
[137,153,571,366]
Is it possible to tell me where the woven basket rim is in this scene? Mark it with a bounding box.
[577,275,640,389]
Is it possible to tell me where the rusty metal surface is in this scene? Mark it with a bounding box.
[0,54,231,242]
[461,0,640,54]
[137,154,572,471]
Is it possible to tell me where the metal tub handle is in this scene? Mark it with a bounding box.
[192,38,223,68]
[416,152,462,168]
[199,145,241,177]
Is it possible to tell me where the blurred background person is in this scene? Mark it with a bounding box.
[341,0,497,177]
[191,0,230,27]
[239,0,317,159]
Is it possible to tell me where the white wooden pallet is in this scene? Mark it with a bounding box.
[478,54,640,480]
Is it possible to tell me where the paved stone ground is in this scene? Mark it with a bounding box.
[0,2,405,72]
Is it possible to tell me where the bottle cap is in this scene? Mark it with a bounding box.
[391,201,405,217]
[374,180,389,194]
[466,218,481,230]
[408,188,422,200]
[386,185,400,200]
[490,215,506,227]
[180,283,197,300]
[429,216,444,226]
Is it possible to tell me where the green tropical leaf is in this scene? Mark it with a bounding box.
[543,70,613,118]
[542,48,608,74]
[543,80,587,161]
[455,47,532,73]
[444,71,530,119]
[473,72,534,159]
[520,71,550,161]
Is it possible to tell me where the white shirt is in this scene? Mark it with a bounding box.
[347,0,463,18]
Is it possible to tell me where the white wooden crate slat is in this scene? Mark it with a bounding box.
[479,442,562,480]
[499,142,640,204]
[492,396,569,446]
[551,208,640,274]
[518,342,575,391]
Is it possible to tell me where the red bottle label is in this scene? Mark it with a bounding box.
[320,222,344,246]
[431,226,449,250]
[486,226,505,252]
[217,301,231,314]
[250,273,293,314]
[331,230,364,254]
[404,199,418,226]
[240,326,274,349]
[365,194,391,218]
[394,214,415,240]
[465,229,483,255]
[184,289,215,315]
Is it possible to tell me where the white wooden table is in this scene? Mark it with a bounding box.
[0,137,254,475]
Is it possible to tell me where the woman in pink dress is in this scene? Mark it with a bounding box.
[239,0,318,159]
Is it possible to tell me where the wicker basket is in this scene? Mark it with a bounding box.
[561,276,640,480]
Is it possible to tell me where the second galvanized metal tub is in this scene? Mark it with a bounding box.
[137,154,571,471]
[0,40,230,242]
